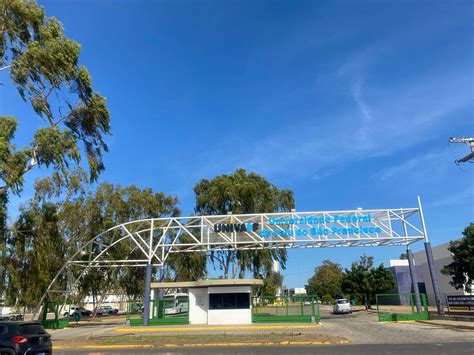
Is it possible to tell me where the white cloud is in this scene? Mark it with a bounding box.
[428,187,474,208]
[372,149,452,182]
[351,78,373,123]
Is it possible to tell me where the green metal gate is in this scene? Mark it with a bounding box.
[376,293,428,321]
[42,302,69,329]
[127,297,189,326]
[252,296,320,323]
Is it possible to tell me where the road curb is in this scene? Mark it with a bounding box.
[53,339,349,350]
[415,320,474,330]
[113,324,321,333]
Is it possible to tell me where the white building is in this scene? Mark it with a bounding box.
[150,279,263,325]
[283,287,307,297]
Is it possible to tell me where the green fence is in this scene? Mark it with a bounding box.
[252,296,320,323]
[126,297,189,326]
[376,293,428,322]
[42,302,69,329]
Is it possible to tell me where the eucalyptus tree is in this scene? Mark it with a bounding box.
[11,174,197,308]
[5,201,66,308]
[0,0,110,297]
[0,0,110,194]
[58,183,181,307]
[194,168,295,279]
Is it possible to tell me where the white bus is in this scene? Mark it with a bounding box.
[162,293,189,315]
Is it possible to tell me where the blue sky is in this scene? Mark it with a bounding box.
[1,0,473,288]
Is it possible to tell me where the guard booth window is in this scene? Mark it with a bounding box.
[209,293,250,310]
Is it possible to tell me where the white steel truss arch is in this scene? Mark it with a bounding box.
[34,205,428,318]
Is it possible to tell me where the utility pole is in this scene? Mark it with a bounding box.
[449,137,474,164]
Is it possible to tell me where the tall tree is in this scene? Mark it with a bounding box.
[306,260,343,302]
[341,255,395,308]
[1,0,111,194]
[442,223,474,293]
[0,193,7,301]
[194,168,295,279]
[6,201,66,308]
[5,177,184,311]
[57,183,181,305]
[0,0,110,297]
[258,271,284,297]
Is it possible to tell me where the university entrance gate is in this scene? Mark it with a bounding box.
[35,196,445,325]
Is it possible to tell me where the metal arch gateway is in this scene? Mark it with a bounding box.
[34,197,444,320]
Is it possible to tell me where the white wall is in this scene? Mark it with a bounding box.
[0,306,13,316]
[208,308,252,325]
[189,288,208,325]
[207,285,252,325]
[188,285,253,325]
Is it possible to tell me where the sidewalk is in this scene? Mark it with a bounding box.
[113,323,321,335]
[416,319,474,330]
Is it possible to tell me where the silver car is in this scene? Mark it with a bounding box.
[333,298,352,314]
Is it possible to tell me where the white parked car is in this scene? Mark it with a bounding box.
[333,298,352,314]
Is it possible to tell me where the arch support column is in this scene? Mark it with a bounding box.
[143,263,153,326]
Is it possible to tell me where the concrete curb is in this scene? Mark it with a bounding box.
[113,324,321,333]
[416,320,474,330]
[53,339,349,350]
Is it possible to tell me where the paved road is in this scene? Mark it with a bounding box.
[54,342,474,355]
[316,305,472,344]
[52,305,474,354]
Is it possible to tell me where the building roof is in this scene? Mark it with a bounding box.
[150,279,264,289]
[389,259,409,267]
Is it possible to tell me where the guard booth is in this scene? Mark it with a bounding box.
[151,279,263,325]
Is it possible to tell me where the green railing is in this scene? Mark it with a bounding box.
[126,298,189,326]
[376,293,429,322]
[252,295,320,323]
[42,302,69,329]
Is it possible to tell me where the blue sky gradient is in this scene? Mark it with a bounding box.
[1,0,473,287]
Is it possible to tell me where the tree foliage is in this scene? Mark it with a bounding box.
[259,271,284,297]
[0,0,111,196]
[59,182,180,302]
[4,176,182,309]
[0,194,6,298]
[194,168,295,279]
[442,223,474,293]
[1,0,110,300]
[341,255,395,308]
[305,260,343,301]
[5,201,66,308]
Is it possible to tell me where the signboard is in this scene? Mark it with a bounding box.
[446,295,474,307]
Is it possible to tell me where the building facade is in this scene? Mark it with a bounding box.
[389,241,472,306]
[412,242,472,305]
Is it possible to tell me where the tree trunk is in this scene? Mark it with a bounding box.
[366,293,372,309]
[224,250,232,279]
[0,194,8,302]
[92,294,96,318]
